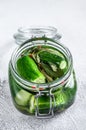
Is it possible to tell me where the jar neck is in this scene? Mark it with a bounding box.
[14,26,61,45]
[10,37,73,92]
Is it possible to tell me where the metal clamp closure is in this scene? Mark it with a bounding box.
[35,90,55,118]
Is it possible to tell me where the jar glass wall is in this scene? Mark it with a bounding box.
[9,27,77,118]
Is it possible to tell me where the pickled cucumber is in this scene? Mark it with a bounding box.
[15,90,32,106]
[17,56,45,83]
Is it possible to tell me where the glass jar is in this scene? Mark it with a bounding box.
[9,26,77,118]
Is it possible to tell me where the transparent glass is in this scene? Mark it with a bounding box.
[14,26,61,45]
[9,27,77,118]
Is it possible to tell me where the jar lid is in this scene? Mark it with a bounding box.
[13,26,62,45]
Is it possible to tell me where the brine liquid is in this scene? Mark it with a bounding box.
[9,45,77,116]
[16,45,68,83]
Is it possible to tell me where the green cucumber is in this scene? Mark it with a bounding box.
[45,48,64,58]
[38,51,64,64]
[54,88,68,109]
[16,56,45,83]
[60,60,67,70]
[37,95,50,109]
[15,90,32,106]
[41,62,59,78]
[59,60,68,74]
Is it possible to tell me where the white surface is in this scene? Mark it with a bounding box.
[0,0,86,130]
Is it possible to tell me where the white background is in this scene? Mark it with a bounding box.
[0,0,86,130]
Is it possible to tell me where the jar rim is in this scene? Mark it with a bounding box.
[18,26,57,34]
[14,26,61,45]
[10,37,73,91]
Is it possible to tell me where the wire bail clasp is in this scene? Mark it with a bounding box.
[35,89,55,118]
